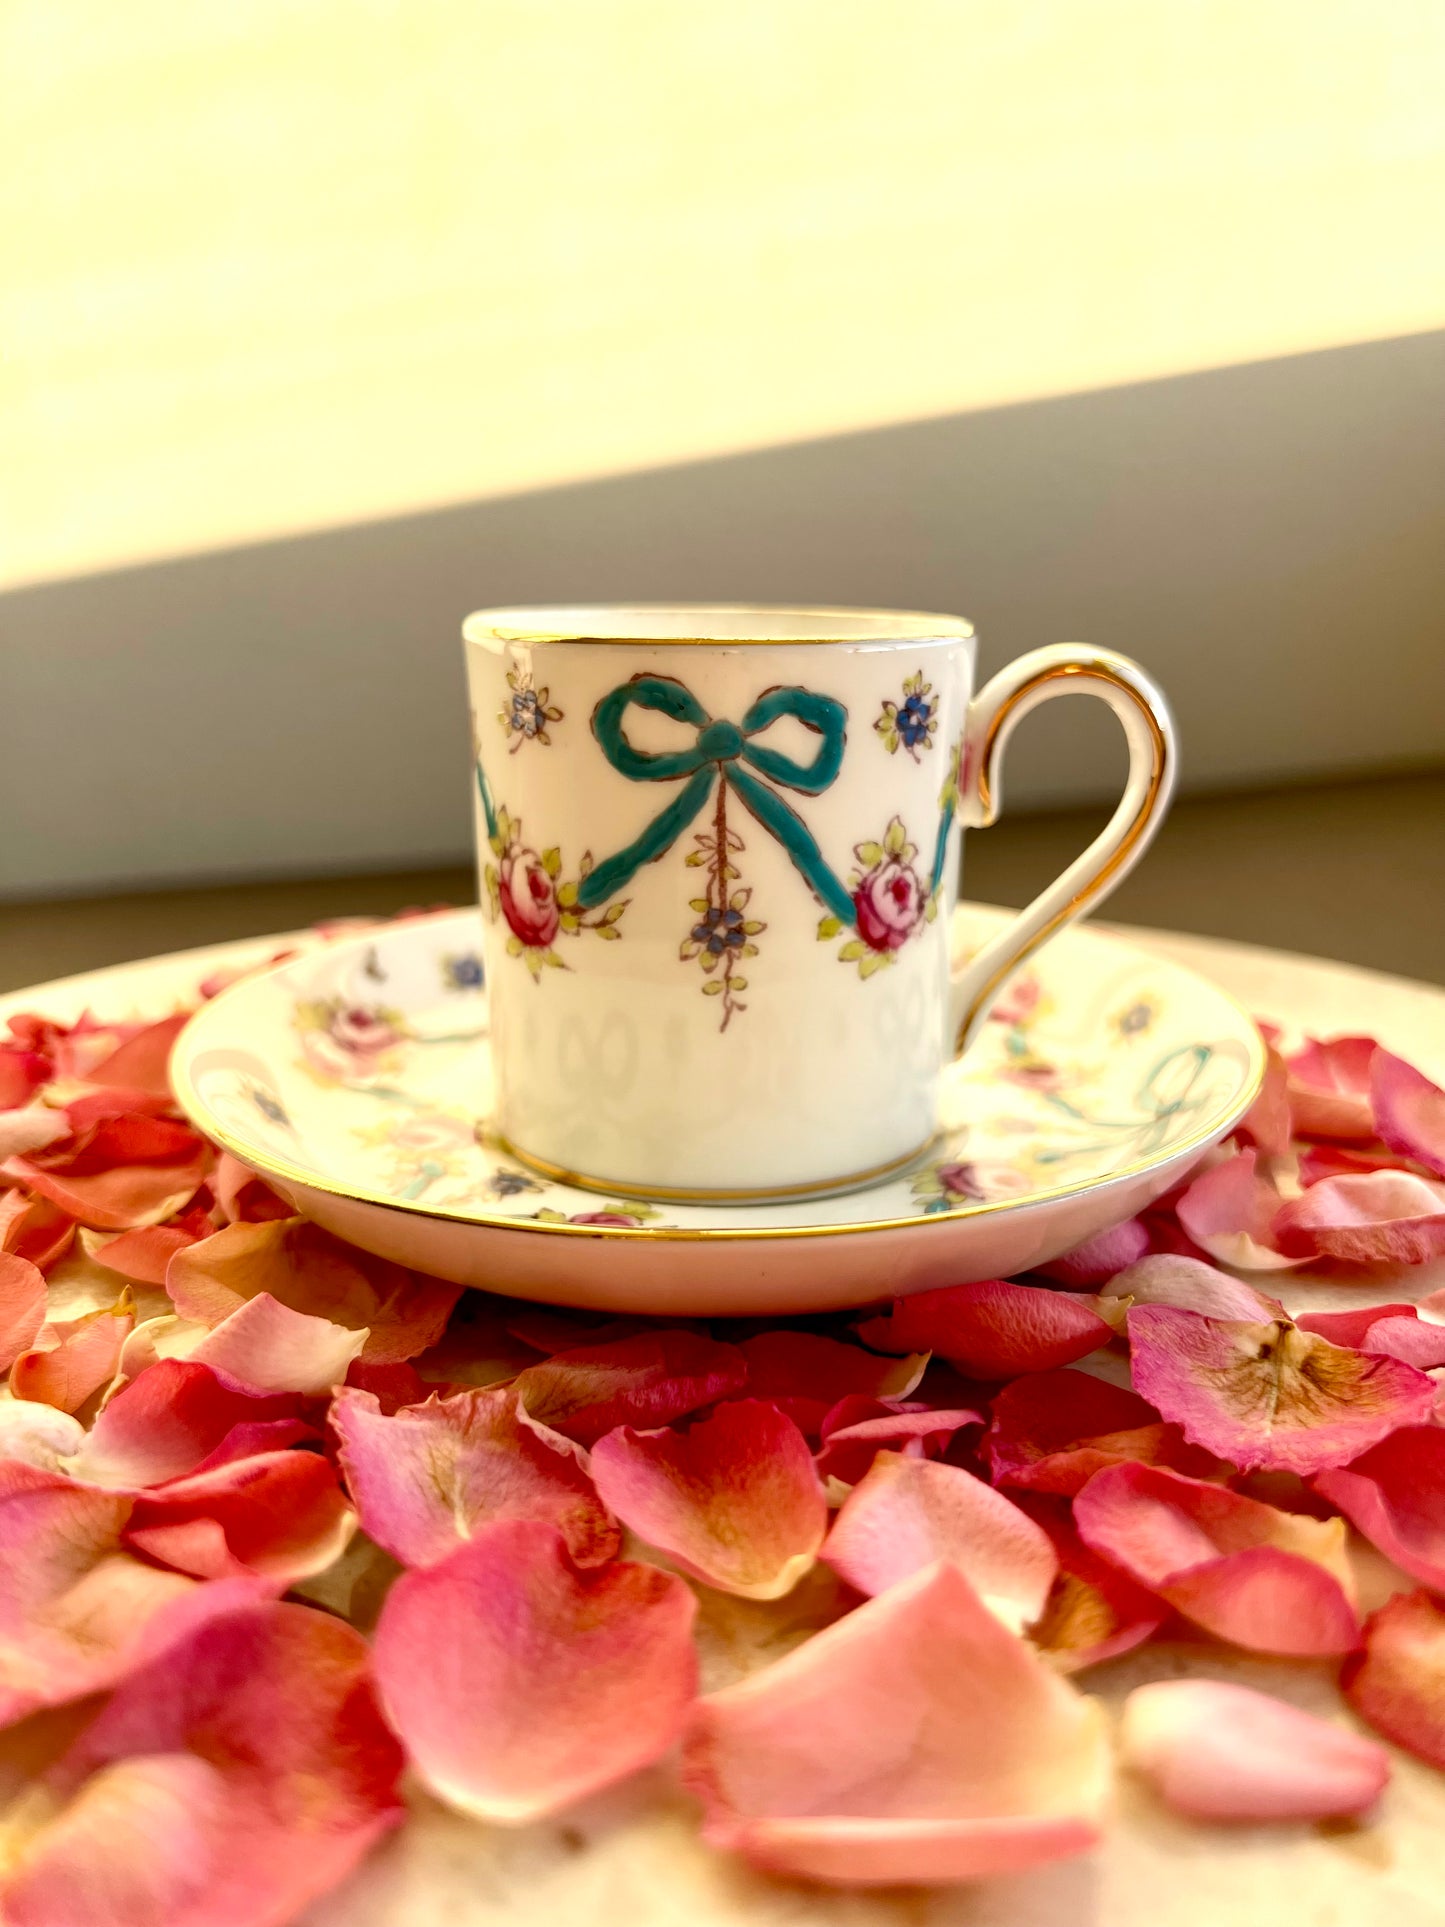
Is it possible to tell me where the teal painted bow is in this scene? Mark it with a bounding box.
[576,676,854,922]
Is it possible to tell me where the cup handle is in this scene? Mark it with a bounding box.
[948,643,1177,1056]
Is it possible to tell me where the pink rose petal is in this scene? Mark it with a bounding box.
[122,1449,356,1583]
[1342,1590,1445,1770]
[1296,1302,1445,1370]
[1025,1499,1165,1671]
[0,1191,75,1272]
[1175,1149,1304,1271]
[0,1107,72,1159]
[1073,1462,1359,1655]
[0,1043,50,1108]
[187,1290,369,1395]
[1120,1679,1388,1822]
[10,1291,136,1413]
[512,1330,747,1446]
[821,1451,1057,1632]
[1127,1303,1434,1475]
[1286,1034,1379,1140]
[1273,1169,1445,1267]
[985,1369,1222,1496]
[74,1359,305,1488]
[83,1011,190,1097]
[1297,1143,1402,1185]
[814,1397,984,1487]
[591,1400,826,1599]
[167,1216,461,1362]
[736,1330,927,1437]
[857,1279,1113,1379]
[0,1249,47,1371]
[4,1115,211,1231]
[373,1520,698,1823]
[212,1149,294,1223]
[1236,1040,1294,1159]
[82,1207,212,1286]
[332,1384,619,1569]
[1033,1217,1152,1289]
[1371,1047,1445,1178]
[682,1560,1110,1886]
[0,1591,404,1927]
[1314,1426,1445,1592]
[1102,1252,1284,1322]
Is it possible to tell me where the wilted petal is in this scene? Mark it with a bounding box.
[1342,1590,1445,1770]
[1371,1048,1445,1178]
[1120,1680,1388,1821]
[332,1384,618,1569]
[187,1291,368,1395]
[1174,1150,1303,1271]
[1033,1217,1152,1289]
[372,1520,697,1823]
[512,1330,747,1447]
[122,1450,356,1583]
[682,1560,1109,1886]
[167,1217,460,1362]
[1296,1302,1445,1370]
[1025,1499,1164,1672]
[0,1592,405,1927]
[74,1359,305,1488]
[736,1331,927,1437]
[1073,1462,1359,1655]
[857,1279,1112,1379]
[1237,1041,1294,1159]
[591,1400,825,1599]
[985,1369,1221,1496]
[1127,1304,1434,1475]
[814,1398,983,1488]
[0,1192,75,1272]
[1314,1426,1445,1592]
[1273,1170,1445,1267]
[0,1251,47,1371]
[821,1451,1057,1632]
[1285,1034,1378,1140]
[10,1291,136,1414]
[1102,1253,1283,1322]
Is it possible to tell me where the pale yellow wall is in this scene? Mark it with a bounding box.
[5,0,1445,588]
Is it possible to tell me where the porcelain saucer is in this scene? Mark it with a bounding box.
[171,906,1263,1315]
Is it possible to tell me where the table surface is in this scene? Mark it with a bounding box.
[6,916,1445,1927]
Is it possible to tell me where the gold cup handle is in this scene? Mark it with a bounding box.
[949,644,1177,1055]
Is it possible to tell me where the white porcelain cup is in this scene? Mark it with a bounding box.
[464,606,1175,1202]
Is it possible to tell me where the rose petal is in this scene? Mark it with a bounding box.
[1286,1034,1379,1140]
[332,1384,618,1570]
[10,1292,136,1414]
[122,1449,356,1582]
[1033,1217,1153,1289]
[985,1369,1221,1496]
[1127,1303,1434,1475]
[166,1217,460,1362]
[81,1209,212,1287]
[4,1116,211,1232]
[857,1279,1113,1379]
[1297,1143,1402,1185]
[0,1192,75,1272]
[63,1085,176,1132]
[0,1251,47,1372]
[1175,1149,1304,1271]
[1236,1040,1294,1159]
[212,1149,294,1224]
[1101,1253,1284,1323]
[342,1356,428,1413]
[591,1400,826,1599]
[1273,1169,1445,1267]
[1296,1302,1445,1370]
[1073,1462,1359,1655]
[1120,1679,1388,1822]
[1342,1590,1445,1769]
[814,1397,983,1488]
[736,1331,927,1437]
[185,1291,368,1396]
[682,1560,1110,1886]
[373,1520,697,1823]
[0,1592,404,1927]
[512,1330,747,1447]
[0,1399,87,1474]
[821,1451,1057,1632]
[1024,1498,1165,1671]
[1314,1426,1445,1592]
[1371,1047,1445,1178]
[0,1108,72,1159]
[0,1044,50,1108]
[74,1359,305,1488]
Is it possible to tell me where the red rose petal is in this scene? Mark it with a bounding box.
[0,1191,75,1272]
[122,1449,356,1583]
[857,1279,1112,1379]
[75,1359,305,1489]
[4,1115,211,1231]
[82,1211,211,1287]
[682,1561,1110,1886]
[821,1451,1057,1632]
[373,1520,697,1823]
[736,1330,927,1437]
[166,1217,460,1362]
[1286,1034,1379,1140]
[813,1397,983,1488]
[591,1399,826,1599]
[81,1011,190,1097]
[10,1291,136,1413]
[1033,1217,1152,1289]
[1174,1149,1303,1271]
[1127,1303,1434,1475]
[1342,1590,1445,1769]
[1296,1302,1445,1370]
[0,1592,404,1927]
[1273,1169,1445,1267]
[0,1107,71,1159]
[985,1369,1221,1496]
[1120,1679,1388,1822]
[0,1249,47,1371]
[512,1330,747,1447]
[1314,1426,1445,1593]
[1074,1462,1359,1655]
[1371,1047,1445,1179]
[332,1384,619,1570]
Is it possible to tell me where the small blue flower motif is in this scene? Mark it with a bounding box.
[1115,999,1157,1039]
[875,671,938,762]
[499,667,562,752]
[251,1086,290,1127]
[489,1168,542,1198]
[690,904,747,957]
[442,951,485,992]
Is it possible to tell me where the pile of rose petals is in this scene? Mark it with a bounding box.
[3,988,1445,1925]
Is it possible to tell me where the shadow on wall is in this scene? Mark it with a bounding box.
[3,329,1443,898]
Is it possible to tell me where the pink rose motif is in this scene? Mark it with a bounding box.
[389,1113,474,1154]
[499,849,560,949]
[568,1210,640,1226]
[330,1007,401,1057]
[853,858,926,953]
[935,1160,986,1202]
[301,1002,405,1082]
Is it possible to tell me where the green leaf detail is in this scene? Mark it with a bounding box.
[816,914,843,939]
[701,979,724,995]
[541,847,562,878]
[838,939,867,962]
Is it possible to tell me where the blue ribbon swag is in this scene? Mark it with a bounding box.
[575,676,857,923]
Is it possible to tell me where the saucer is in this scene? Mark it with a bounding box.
[171,906,1264,1316]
